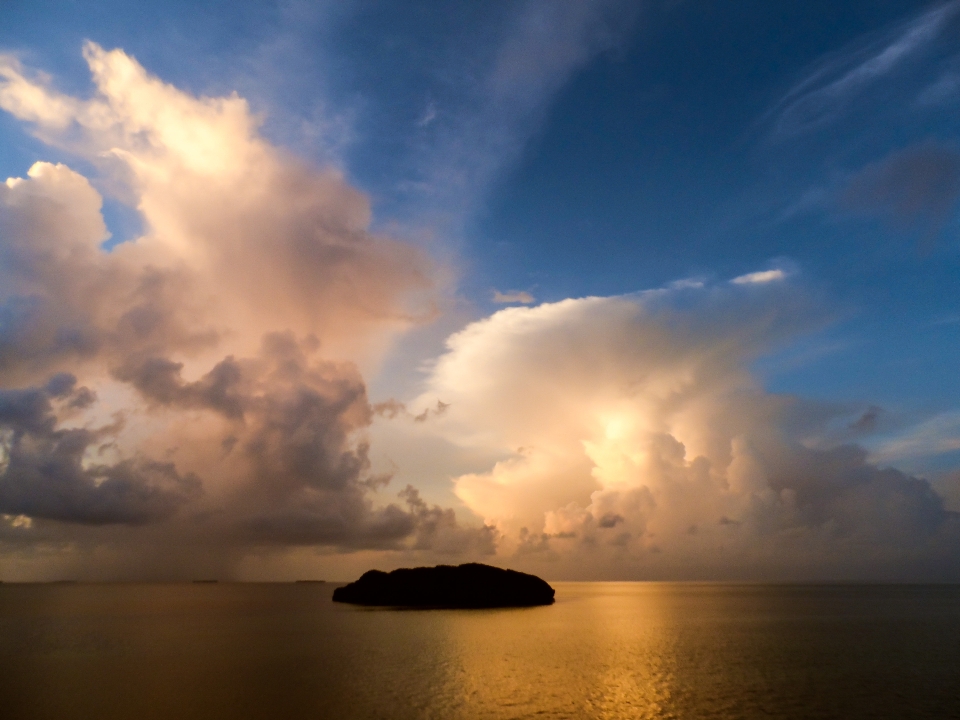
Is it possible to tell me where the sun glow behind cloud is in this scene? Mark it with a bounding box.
[413,287,960,579]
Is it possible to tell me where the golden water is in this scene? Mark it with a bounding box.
[2,582,958,719]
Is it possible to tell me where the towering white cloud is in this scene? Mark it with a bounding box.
[415,284,960,580]
[1,43,435,367]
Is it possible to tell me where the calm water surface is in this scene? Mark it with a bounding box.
[1,582,958,719]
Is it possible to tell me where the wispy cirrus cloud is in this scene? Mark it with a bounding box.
[770,1,960,137]
[389,0,644,232]
[870,411,960,464]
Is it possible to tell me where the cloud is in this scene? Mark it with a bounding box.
[0,375,200,524]
[731,269,786,285]
[414,283,960,580]
[492,289,535,304]
[488,0,639,105]
[842,141,960,244]
[870,412,960,464]
[0,42,431,366]
[0,44,492,573]
[0,44,434,363]
[772,2,960,136]
[417,101,437,128]
[401,0,643,230]
[849,405,883,434]
[399,485,498,555]
[3,37,958,582]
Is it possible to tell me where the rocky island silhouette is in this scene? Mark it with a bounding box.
[332,563,555,608]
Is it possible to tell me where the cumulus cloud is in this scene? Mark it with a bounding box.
[415,283,960,580]
[399,485,498,555]
[3,42,957,582]
[0,43,434,357]
[0,373,200,524]
[0,44,494,575]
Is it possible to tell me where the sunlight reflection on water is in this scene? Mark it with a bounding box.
[1,582,958,719]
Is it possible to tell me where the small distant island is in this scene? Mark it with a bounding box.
[332,563,555,608]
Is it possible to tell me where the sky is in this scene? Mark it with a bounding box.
[0,0,959,581]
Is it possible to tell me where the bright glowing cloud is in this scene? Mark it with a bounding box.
[413,285,960,580]
[731,269,787,285]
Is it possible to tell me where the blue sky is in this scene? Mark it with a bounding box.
[5,1,956,402]
[1,1,959,579]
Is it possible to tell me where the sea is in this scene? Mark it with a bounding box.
[1,582,958,719]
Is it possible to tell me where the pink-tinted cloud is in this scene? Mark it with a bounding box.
[0,45,493,579]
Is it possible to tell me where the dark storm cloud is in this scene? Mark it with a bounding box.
[241,486,498,552]
[0,376,200,525]
[597,512,624,529]
[762,443,958,543]
[112,333,492,551]
[118,332,372,491]
[241,495,416,548]
[400,485,498,555]
[115,356,247,419]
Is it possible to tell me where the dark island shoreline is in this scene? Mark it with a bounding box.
[332,563,555,608]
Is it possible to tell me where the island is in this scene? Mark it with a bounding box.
[332,562,555,608]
